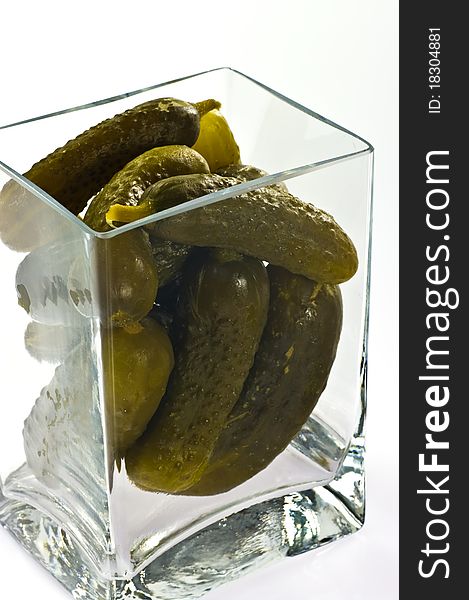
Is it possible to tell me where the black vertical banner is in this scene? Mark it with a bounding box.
[400,5,466,596]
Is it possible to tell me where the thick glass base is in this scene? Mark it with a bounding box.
[0,435,364,600]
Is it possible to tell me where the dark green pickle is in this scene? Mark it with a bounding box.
[125,249,270,493]
[83,145,211,313]
[110,173,358,284]
[23,99,201,214]
[189,266,343,495]
[0,97,219,252]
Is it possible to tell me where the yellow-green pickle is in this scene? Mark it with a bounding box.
[192,108,241,171]
[125,249,270,493]
[102,319,174,456]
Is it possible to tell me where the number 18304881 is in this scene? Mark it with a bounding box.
[428,28,441,114]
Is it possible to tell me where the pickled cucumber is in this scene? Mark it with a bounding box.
[105,173,226,288]
[25,98,202,215]
[0,97,218,251]
[102,318,174,456]
[84,145,210,232]
[189,266,343,495]
[125,249,270,493]
[109,173,358,284]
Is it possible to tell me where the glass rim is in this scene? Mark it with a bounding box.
[0,67,374,240]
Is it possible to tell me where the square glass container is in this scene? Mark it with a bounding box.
[0,68,373,600]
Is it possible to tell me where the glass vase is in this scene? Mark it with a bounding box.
[0,67,373,600]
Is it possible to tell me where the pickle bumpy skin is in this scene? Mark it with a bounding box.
[0,97,219,251]
[102,318,174,456]
[84,145,210,232]
[125,249,270,493]
[108,173,358,284]
[24,98,202,216]
[83,144,210,293]
[189,266,343,495]
[216,163,288,192]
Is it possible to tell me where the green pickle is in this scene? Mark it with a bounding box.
[84,145,210,232]
[83,144,209,292]
[106,173,231,226]
[125,249,270,493]
[0,97,219,251]
[108,173,358,284]
[84,146,209,300]
[28,98,202,215]
[189,266,343,495]
[102,318,174,456]
[12,98,200,214]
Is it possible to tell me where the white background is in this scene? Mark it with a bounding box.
[0,1,398,598]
